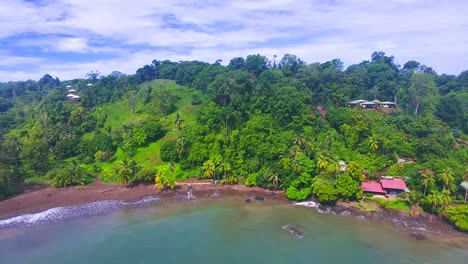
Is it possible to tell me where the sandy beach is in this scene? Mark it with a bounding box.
[0,179,286,220]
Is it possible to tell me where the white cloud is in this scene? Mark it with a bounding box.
[0,0,467,81]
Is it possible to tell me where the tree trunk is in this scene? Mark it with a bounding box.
[413,102,420,117]
[225,118,228,137]
[424,186,427,196]
[465,189,467,202]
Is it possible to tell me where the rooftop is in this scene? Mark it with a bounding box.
[361,182,386,193]
[349,99,366,104]
[380,179,408,190]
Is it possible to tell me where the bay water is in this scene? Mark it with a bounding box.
[0,198,466,264]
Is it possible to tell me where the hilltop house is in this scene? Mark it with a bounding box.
[361,178,409,196]
[360,101,375,109]
[347,100,366,108]
[379,101,397,108]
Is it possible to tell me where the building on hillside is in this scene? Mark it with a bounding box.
[372,99,381,104]
[68,89,77,94]
[361,178,409,196]
[360,101,376,108]
[66,85,72,89]
[361,182,386,195]
[338,161,347,172]
[70,95,81,102]
[379,101,397,108]
[380,179,408,195]
[347,100,366,108]
[87,83,93,88]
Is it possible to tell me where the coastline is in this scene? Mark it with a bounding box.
[0,179,286,220]
[0,179,466,242]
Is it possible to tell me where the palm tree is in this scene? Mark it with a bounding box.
[438,168,455,191]
[173,112,184,130]
[176,135,187,158]
[292,159,302,173]
[368,137,379,152]
[269,173,281,190]
[408,190,421,206]
[439,190,452,210]
[426,191,441,213]
[293,134,306,149]
[289,146,301,159]
[202,160,215,182]
[116,159,138,185]
[327,159,340,180]
[419,169,435,196]
[219,162,232,179]
[317,154,329,171]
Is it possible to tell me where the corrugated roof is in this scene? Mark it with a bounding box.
[349,100,366,104]
[380,101,396,104]
[361,182,386,193]
[380,179,407,190]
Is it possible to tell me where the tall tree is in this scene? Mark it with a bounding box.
[438,168,455,191]
[409,72,437,117]
[419,169,435,196]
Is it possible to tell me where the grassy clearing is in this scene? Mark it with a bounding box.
[356,202,379,212]
[87,80,204,183]
[24,176,52,185]
[372,198,411,211]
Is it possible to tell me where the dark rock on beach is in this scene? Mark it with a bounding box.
[254,195,265,201]
[410,232,426,240]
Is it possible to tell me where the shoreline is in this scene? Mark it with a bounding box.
[0,179,466,240]
[0,179,286,220]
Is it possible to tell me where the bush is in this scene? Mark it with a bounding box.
[48,165,92,187]
[134,167,158,184]
[286,173,313,201]
[160,140,178,162]
[444,205,468,232]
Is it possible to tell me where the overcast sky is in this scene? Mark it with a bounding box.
[0,0,467,81]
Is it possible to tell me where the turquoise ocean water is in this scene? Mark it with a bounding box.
[0,198,466,264]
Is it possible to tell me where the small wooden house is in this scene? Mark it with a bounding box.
[347,100,366,108]
[379,101,396,108]
[360,101,375,108]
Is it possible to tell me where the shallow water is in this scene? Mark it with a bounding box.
[0,197,466,264]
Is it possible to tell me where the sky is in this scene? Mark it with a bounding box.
[0,0,467,82]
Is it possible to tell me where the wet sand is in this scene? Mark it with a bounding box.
[0,179,285,220]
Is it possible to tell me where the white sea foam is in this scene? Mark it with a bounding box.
[294,201,335,214]
[0,196,159,228]
[294,201,319,208]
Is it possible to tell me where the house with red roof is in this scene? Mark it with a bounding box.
[361,179,409,196]
[361,182,386,194]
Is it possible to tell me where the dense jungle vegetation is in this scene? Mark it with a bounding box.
[0,52,467,227]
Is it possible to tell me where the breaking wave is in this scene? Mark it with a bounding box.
[0,196,159,228]
[294,201,335,214]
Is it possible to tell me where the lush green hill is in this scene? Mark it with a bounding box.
[0,53,466,223]
[82,79,204,183]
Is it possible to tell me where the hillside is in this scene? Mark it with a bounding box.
[87,79,204,182]
[0,53,467,228]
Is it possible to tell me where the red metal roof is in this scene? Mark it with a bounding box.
[380,179,408,190]
[361,182,386,193]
